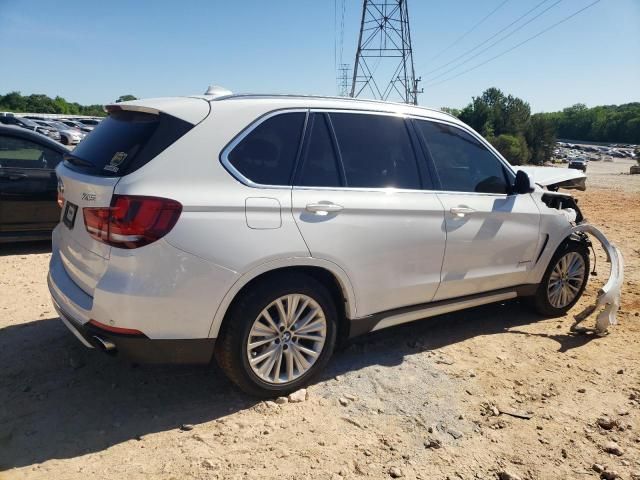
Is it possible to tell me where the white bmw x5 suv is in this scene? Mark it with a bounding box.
[48,88,623,396]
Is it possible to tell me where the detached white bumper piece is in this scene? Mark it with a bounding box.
[572,224,624,334]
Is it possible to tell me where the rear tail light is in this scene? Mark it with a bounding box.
[57,177,64,208]
[83,195,182,248]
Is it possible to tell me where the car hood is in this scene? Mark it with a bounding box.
[516,165,586,191]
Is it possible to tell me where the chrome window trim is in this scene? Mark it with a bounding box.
[219,106,518,197]
[219,108,309,190]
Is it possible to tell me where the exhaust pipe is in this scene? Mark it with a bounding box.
[93,335,116,352]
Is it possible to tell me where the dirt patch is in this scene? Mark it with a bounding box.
[1,167,639,479]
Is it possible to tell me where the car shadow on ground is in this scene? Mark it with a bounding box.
[0,300,602,470]
[0,240,51,257]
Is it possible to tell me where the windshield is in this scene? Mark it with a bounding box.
[18,117,39,128]
[51,121,71,130]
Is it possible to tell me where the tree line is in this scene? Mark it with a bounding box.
[444,88,639,165]
[0,92,138,117]
[538,103,640,145]
[443,87,556,165]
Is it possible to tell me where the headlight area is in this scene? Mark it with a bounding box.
[571,224,624,335]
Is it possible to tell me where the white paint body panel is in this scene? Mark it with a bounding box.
[433,191,541,300]
[292,188,446,316]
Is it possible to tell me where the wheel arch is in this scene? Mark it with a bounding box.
[530,227,590,285]
[208,258,357,339]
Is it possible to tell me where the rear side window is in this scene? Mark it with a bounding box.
[65,111,193,177]
[296,113,342,187]
[0,135,62,169]
[227,112,306,185]
[416,120,511,194]
[329,113,421,189]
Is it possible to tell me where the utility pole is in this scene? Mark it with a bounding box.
[337,64,351,97]
[350,0,420,105]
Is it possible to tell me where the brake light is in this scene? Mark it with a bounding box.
[83,195,182,248]
[57,177,64,208]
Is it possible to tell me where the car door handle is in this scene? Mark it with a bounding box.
[305,203,344,215]
[0,173,27,181]
[450,206,475,217]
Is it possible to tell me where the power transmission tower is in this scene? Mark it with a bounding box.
[350,0,421,104]
[337,64,351,97]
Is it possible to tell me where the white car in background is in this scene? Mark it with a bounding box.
[33,120,84,145]
[48,88,623,397]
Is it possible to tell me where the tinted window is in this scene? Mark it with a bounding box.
[0,135,62,169]
[297,114,342,187]
[330,113,421,189]
[417,120,510,194]
[67,111,192,177]
[228,112,305,185]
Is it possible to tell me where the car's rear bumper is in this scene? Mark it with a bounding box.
[51,294,216,363]
[48,238,221,365]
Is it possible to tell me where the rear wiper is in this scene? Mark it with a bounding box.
[63,153,93,167]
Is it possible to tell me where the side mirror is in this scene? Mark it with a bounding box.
[513,170,534,194]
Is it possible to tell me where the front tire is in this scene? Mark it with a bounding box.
[530,241,590,317]
[215,273,338,397]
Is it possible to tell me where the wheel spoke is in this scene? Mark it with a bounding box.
[296,318,325,335]
[248,335,277,349]
[290,343,311,370]
[261,310,280,334]
[295,333,324,342]
[249,343,279,366]
[295,343,320,359]
[292,298,310,326]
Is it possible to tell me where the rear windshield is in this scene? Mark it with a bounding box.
[65,110,193,177]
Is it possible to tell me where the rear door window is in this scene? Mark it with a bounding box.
[65,111,192,177]
[296,113,342,187]
[329,112,421,189]
[416,120,512,194]
[0,135,62,169]
[227,112,306,186]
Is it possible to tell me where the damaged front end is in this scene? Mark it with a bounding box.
[529,166,624,334]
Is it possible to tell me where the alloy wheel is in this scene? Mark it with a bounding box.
[547,251,586,309]
[246,294,327,385]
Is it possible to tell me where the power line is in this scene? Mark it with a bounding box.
[421,0,552,75]
[425,0,511,64]
[424,0,602,89]
[424,0,563,83]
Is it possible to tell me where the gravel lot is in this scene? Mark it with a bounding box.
[1,159,639,480]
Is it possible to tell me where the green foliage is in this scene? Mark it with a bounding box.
[0,91,106,117]
[115,94,138,103]
[490,134,530,165]
[455,87,554,165]
[538,103,640,144]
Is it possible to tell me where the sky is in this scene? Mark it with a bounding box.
[0,0,638,113]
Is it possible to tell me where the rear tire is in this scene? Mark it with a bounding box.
[529,241,590,317]
[215,273,337,398]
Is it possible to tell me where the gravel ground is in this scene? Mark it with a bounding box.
[1,159,639,480]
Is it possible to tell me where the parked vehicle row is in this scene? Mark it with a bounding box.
[0,114,101,145]
[46,89,623,397]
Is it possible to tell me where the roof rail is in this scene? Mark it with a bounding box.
[210,93,458,120]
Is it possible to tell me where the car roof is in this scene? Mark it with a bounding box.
[0,124,70,153]
[113,93,463,127]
